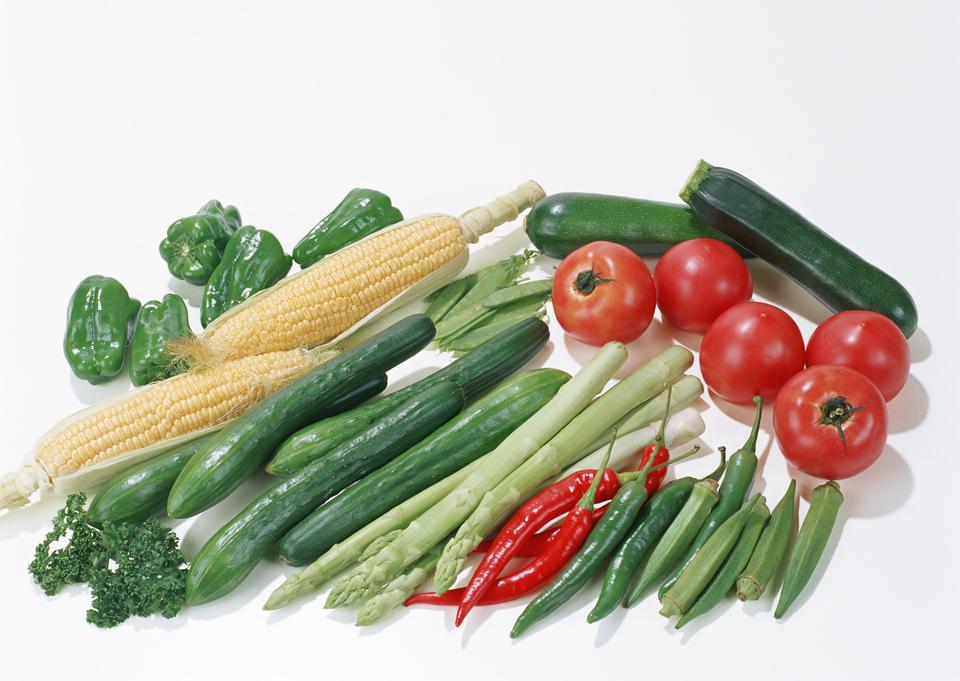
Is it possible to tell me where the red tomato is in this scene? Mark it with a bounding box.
[552,241,656,346]
[653,238,753,333]
[774,365,888,479]
[805,310,910,401]
[700,302,805,404]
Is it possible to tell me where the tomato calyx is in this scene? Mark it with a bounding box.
[819,395,868,447]
[573,268,612,296]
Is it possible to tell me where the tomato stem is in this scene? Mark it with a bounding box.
[819,395,867,448]
[574,267,612,295]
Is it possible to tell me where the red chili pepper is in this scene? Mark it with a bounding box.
[407,505,597,607]
[452,436,616,626]
[639,440,670,495]
[472,505,609,558]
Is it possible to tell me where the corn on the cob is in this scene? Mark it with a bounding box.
[180,181,545,364]
[0,348,332,510]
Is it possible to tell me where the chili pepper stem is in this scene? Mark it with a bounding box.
[743,396,763,453]
[703,446,726,481]
[618,445,702,485]
[579,430,615,510]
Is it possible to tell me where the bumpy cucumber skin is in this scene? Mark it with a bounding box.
[87,436,212,525]
[525,193,753,259]
[185,382,465,605]
[87,377,386,526]
[267,317,551,475]
[682,162,917,337]
[278,368,570,566]
[167,315,435,518]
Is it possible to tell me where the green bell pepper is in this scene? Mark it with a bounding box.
[160,200,242,285]
[63,275,140,384]
[129,294,193,387]
[292,188,403,268]
[201,225,293,327]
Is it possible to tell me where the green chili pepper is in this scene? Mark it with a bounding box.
[160,200,241,286]
[510,418,667,639]
[775,480,843,619]
[587,478,694,623]
[292,188,404,269]
[63,275,140,384]
[676,496,770,628]
[658,396,762,600]
[660,494,763,618]
[737,479,796,601]
[128,294,192,387]
[625,478,719,607]
[200,226,293,328]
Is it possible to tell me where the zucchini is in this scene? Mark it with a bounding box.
[278,368,570,566]
[267,317,550,475]
[185,381,465,604]
[167,314,436,518]
[525,192,753,259]
[85,376,386,525]
[681,161,918,337]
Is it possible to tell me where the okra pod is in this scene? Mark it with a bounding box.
[658,397,761,599]
[737,479,796,601]
[625,478,719,607]
[676,497,770,628]
[775,480,843,619]
[660,494,763,618]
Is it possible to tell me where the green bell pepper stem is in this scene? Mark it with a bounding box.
[293,188,403,268]
[63,275,140,384]
[200,226,293,328]
[160,199,241,285]
[128,293,192,387]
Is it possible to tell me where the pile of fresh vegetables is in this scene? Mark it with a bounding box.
[4,160,916,636]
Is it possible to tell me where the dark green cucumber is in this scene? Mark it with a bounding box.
[525,192,753,259]
[86,377,386,525]
[185,381,465,604]
[87,435,213,526]
[681,161,918,337]
[167,314,436,518]
[267,317,550,475]
[278,368,570,566]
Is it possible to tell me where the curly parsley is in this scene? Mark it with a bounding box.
[29,493,187,628]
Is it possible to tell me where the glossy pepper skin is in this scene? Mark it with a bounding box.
[200,225,293,327]
[63,275,140,384]
[160,200,242,285]
[292,188,403,268]
[128,294,192,386]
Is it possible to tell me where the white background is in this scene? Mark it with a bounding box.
[1,2,957,679]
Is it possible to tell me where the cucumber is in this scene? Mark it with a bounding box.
[267,317,550,475]
[525,192,753,259]
[278,368,570,566]
[85,377,386,525]
[167,314,436,518]
[185,381,465,605]
[681,161,918,337]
